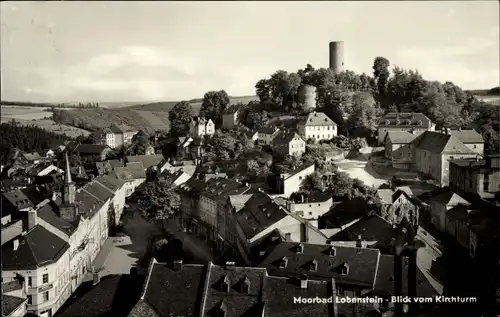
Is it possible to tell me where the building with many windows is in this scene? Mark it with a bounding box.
[297,111,337,143]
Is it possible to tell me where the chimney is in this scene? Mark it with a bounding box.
[173,260,183,271]
[259,251,266,257]
[93,271,100,286]
[411,112,415,119]
[27,209,37,230]
[13,239,20,251]
[300,274,308,289]
[258,188,262,192]
[245,182,249,187]
[355,234,362,248]
[52,191,57,201]
[301,194,305,203]
[226,262,235,269]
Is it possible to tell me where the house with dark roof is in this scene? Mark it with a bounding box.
[126,154,168,173]
[2,294,28,317]
[190,117,215,138]
[276,163,315,197]
[129,259,340,317]
[257,126,280,145]
[253,239,438,314]
[449,154,500,199]
[412,130,479,186]
[297,111,338,143]
[377,112,435,145]
[73,143,112,161]
[284,191,333,225]
[272,131,305,157]
[375,186,419,226]
[429,187,470,232]
[448,129,484,154]
[21,152,42,164]
[384,130,422,169]
[222,104,240,129]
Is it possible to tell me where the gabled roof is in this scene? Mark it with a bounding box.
[257,126,279,134]
[22,152,41,161]
[2,225,70,270]
[449,129,484,144]
[74,144,110,155]
[303,111,336,126]
[114,166,134,181]
[2,189,34,210]
[272,131,304,147]
[127,155,165,169]
[282,163,315,180]
[83,180,115,202]
[94,174,125,192]
[385,131,420,144]
[378,112,432,128]
[223,104,240,114]
[414,131,476,154]
[236,192,289,240]
[228,194,254,212]
[108,159,125,169]
[37,203,76,236]
[430,188,470,206]
[257,241,380,288]
[376,186,413,204]
[2,294,28,317]
[200,178,257,205]
[126,162,147,179]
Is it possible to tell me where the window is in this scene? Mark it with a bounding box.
[27,295,32,305]
[483,173,490,191]
[28,276,32,287]
[309,212,312,216]
[42,274,48,284]
[337,286,345,296]
[43,291,49,302]
[82,266,86,274]
[473,144,477,149]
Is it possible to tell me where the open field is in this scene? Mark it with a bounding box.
[1,105,52,120]
[475,95,500,105]
[124,95,259,113]
[1,118,91,138]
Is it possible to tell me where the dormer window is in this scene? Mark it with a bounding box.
[279,256,288,268]
[340,263,350,275]
[296,243,304,254]
[328,246,336,257]
[417,120,423,126]
[310,259,318,272]
[385,120,390,125]
[395,119,400,125]
[406,120,412,125]
[241,276,251,294]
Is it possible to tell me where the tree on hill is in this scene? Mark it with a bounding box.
[200,90,230,126]
[127,130,151,155]
[373,56,391,103]
[245,110,269,130]
[169,101,193,137]
[346,92,381,138]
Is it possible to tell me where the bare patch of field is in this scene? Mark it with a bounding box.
[1,117,91,138]
[2,106,52,120]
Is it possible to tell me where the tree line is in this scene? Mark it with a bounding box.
[1,101,99,109]
[0,121,71,165]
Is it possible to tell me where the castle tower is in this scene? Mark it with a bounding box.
[63,152,76,205]
[329,41,345,74]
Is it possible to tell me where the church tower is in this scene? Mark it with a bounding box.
[63,152,76,205]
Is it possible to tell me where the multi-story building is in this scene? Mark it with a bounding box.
[189,117,215,138]
[128,260,339,317]
[375,186,419,226]
[297,111,337,143]
[449,129,485,155]
[429,188,470,232]
[377,112,435,145]
[284,191,333,227]
[412,131,479,186]
[222,105,239,129]
[449,154,500,199]
[95,124,138,149]
[272,131,305,157]
[384,130,422,169]
[276,163,315,197]
[257,126,280,145]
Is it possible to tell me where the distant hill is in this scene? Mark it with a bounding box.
[123,95,259,113]
[52,108,171,134]
[467,86,500,96]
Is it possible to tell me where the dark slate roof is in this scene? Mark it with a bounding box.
[291,191,332,204]
[108,159,125,169]
[376,187,413,204]
[263,276,335,317]
[378,112,432,128]
[272,131,304,147]
[200,178,257,205]
[430,188,470,206]
[257,126,279,134]
[328,215,400,245]
[94,174,125,192]
[414,131,476,154]
[74,144,110,155]
[141,260,207,317]
[127,155,165,169]
[114,166,134,181]
[1,279,23,293]
[95,161,112,176]
[449,129,484,144]
[282,163,314,180]
[320,197,368,229]
[73,188,105,219]
[37,203,76,236]
[385,131,420,144]
[83,181,114,202]
[127,300,160,317]
[126,162,147,179]
[373,255,438,297]
[2,189,33,210]
[22,152,42,161]
[2,294,27,317]
[303,111,336,126]
[257,241,380,288]
[202,263,267,316]
[27,162,58,176]
[236,192,289,240]
[2,225,70,270]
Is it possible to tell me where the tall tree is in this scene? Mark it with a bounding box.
[346,92,381,138]
[255,79,272,102]
[168,101,193,137]
[200,90,230,126]
[373,56,391,100]
[137,179,180,223]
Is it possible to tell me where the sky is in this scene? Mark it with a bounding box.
[1,1,499,103]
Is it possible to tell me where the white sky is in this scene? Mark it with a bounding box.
[1,1,499,103]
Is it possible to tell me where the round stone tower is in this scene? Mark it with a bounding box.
[329,41,345,74]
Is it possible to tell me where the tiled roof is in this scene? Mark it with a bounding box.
[2,225,70,270]
[291,191,331,204]
[141,261,207,317]
[3,189,33,210]
[236,192,289,240]
[200,178,256,205]
[127,155,165,169]
[414,131,476,154]
[74,144,110,155]
[378,112,432,128]
[94,174,125,192]
[385,131,420,144]
[37,203,76,236]
[2,295,27,317]
[282,163,315,180]
[27,162,58,176]
[257,126,279,134]
[449,129,484,144]
[22,152,41,161]
[272,131,304,147]
[83,181,114,202]
[228,194,253,212]
[95,161,112,175]
[430,188,470,206]
[1,279,23,293]
[126,162,147,179]
[376,186,413,204]
[74,187,105,219]
[127,300,160,317]
[320,197,368,228]
[303,111,336,126]
[256,241,380,288]
[108,159,125,169]
[114,166,135,181]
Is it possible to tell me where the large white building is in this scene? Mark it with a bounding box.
[1,154,134,317]
[297,111,337,143]
[189,117,215,138]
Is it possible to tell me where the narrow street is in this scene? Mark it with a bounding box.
[416,226,444,295]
